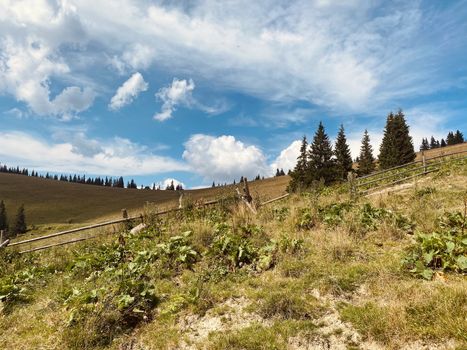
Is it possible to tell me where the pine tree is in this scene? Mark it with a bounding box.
[379,112,397,169]
[430,136,438,149]
[420,138,430,151]
[307,122,336,185]
[379,110,415,169]
[334,124,353,180]
[0,200,7,232]
[288,136,308,191]
[357,130,375,176]
[440,138,447,147]
[454,130,464,144]
[12,204,27,235]
[446,131,455,145]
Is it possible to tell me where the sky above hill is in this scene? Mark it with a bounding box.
[0,0,466,188]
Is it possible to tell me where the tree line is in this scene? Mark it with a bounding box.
[289,109,463,191]
[420,130,464,151]
[0,164,184,191]
[0,200,27,238]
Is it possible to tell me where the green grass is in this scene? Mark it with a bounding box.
[0,160,466,349]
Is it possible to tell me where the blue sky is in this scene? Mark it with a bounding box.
[0,0,466,188]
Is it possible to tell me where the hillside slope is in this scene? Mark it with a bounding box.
[0,157,465,350]
[0,172,289,225]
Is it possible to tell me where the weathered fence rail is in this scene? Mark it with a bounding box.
[1,178,290,254]
[353,149,467,196]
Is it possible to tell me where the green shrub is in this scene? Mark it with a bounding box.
[156,231,199,269]
[296,207,316,230]
[318,201,353,226]
[402,211,467,279]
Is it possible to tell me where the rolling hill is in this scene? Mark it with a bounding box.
[0,172,290,226]
[0,142,464,228]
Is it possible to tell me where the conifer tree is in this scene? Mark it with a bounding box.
[334,124,353,180]
[454,130,464,144]
[307,122,336,184]
[288,135,308,191]
[420,138,430,151]
[379,110,415,169]
[12,204,26,235]
[446,131,455,145]
[440,138,447,147]
[0,200,7,232]
[357,130,375,176]
[430,136,439,149]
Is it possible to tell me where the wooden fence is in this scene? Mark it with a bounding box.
[0,178,290,254]
[350,149,467,196]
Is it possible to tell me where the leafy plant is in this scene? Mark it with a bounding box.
[272,207,289,222]
[296,207,316,230]
[402,211,467,279]
[156,230,199,268]
[0,267,42,312]
[318,201,353,226]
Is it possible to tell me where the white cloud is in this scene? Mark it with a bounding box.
[0,37,95,119]
[154,178,185,190]
[183,134,269,182]
[0,131,188,176]
[154,78,195,121]
[109,72,148,110]
[1,1,465,117]
[270,140,302,173]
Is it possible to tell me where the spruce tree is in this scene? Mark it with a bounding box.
[420,138,430,151]
[288,136,308,191]
[379,110,415,169]
[12,204,27,235]
[379,112,398,169]
[454,130,464,144]
[440,138,447,147]
[357,130,375,176]
[446,131,455,145]
[334,124,353,180]
[430,136,439,149]
[0,200,7,232]
[307,122,336,185]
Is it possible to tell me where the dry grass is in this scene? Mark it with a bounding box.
[0,160,466,350]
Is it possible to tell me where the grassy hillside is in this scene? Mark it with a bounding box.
[0,173,289,226]
[415,142,467,160]
[0,157,465,349]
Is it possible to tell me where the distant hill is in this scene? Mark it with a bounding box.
[0,142,464,227]
[0,172,290,226]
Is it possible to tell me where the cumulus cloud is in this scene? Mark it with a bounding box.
[154,178,185,190]
[0,37,95,119]
[0,131,188,176]
[109,72,148,110]
[183,134,269,182]
[154,78,195,121]
[270,140,302,173]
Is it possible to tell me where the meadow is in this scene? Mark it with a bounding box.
[0,156,465,349]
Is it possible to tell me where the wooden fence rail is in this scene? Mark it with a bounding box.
[2,178,290,254]
[353,149,467,196]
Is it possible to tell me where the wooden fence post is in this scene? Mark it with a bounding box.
[422,151,427,174]
[241,178,257,214]
[347,171,357,199]
[0,230,4,245]
[243,177,252,203]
